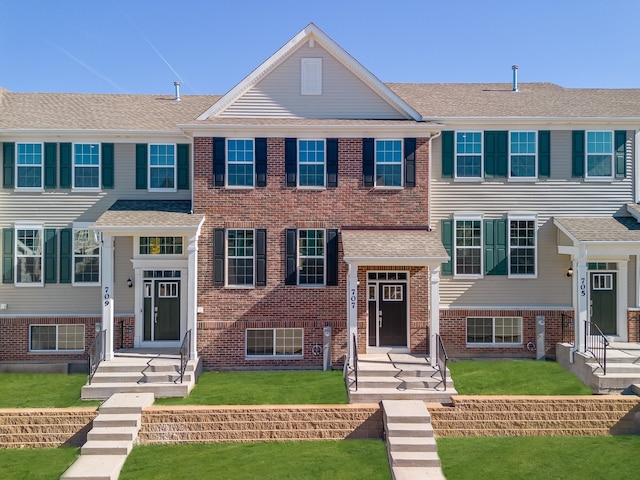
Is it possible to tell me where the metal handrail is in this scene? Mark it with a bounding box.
[352,333,358,391]
[434,334,449,391]
[584,321,609,375]
[561,312,575,345]
[179,329,192,383]
[87,329,106,385]
[343,333,358,391]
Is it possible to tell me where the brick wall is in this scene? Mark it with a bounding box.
[628,310,640,343]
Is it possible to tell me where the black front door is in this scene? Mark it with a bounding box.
[144,279,181,341]
[378,282,407,346]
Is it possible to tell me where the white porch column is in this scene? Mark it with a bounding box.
[618,260,629,342]
[346,262,359,368]
[574,247,588,356]
[187,233,199,360]
[101,234,115,361]
[429,265,441,368]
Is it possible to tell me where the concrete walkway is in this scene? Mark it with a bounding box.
[61,392,154,480]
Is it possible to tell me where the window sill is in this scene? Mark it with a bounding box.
[297,186,327,190]
[373,186,403,190]
[225,185,255,190]
[507,274,537,280]
[15,283,44,287]
[29,349,84,354]
[148,188,178,193]
[72,283,101,287]
[508,177,538,183]
[465,343,523,348]
[71,187,102,193]
[453,178,483,183]
[14,187,44,192]
[453,275,483,280]
[225,285,255,289]
[245,355,304,359]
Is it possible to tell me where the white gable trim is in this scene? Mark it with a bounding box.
[197,23,422,121]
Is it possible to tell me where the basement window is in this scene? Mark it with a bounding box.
[246,328,303,357]
[466,317,522,345]
[30,325,85,352]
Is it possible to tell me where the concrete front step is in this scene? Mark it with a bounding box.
[81,439,133,456]
[390,451,441,468]
[386,422,434,438]
[393,466,446,480]
[87,426,139,442]
[60,454,128,480]
[89,371,194,384]
[349,388,455,404]
[388,436,437,453]
[82,382,191,400]
[92,413,140,429]
[357,376,448,389]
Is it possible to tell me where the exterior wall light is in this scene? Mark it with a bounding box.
[127,278,133,288]
[566,267,574,278]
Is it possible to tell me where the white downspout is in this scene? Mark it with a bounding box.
[427,131,442,230]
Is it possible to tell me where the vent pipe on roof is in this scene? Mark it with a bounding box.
[512,65,519,92]
[173,81,181,101]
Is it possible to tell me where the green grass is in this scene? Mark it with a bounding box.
[119,440,390,480]
[155,370,348,405]
[0,446,79,479]
[0,373,100,408]
[448,360,593,395]
[438,436,640,480]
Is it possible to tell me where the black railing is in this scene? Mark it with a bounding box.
[179,329,192,383]
[343,333,358,391]
[561,312,575,345]
[431,333,449,391]
[87,329,106,385]
[584,321,609,375]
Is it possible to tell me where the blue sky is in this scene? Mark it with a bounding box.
[1,0,638,95]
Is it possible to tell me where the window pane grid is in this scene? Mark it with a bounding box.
[375,140,402,187]
[227,229,254,286]
[299,230,325,285]
[74,229,100,283]
[140,237,183,255]
[510,219,536,275]
[298,140,325,187]
[467,317,522,344]
[246,328,303,357]
[30,325,84,351]
[149,144,176,189]
[228,139,255,187]
[456,132,481,178]
[455,220,481,275]
[586,131,613,177]
[16,228,43,284]
[17,143,43,188]
[74,144,100,188]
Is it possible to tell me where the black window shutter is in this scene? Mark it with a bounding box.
[362,138,374,187]
[177,143,190,189]
[441,131,454,178]
[326,229,338,286]
[213,137,226,187]
[615,131,627,178]
[44,143,57,188]
[213,228,225,286]
[59,228,72,284]
[572,131,585,178]
[285,228,297,285]
[2,228,14,283]
[101,143,114,189]
[404,138,416,187]
[44,228,57,284]
[59,143,72,188]
[135,144,148,189]
[285,138,297,187]
[255,228,267,286]
[2,143,15,188]
[327,138,338,188]
[440,219,453,276]
[255,138,267,187]
[538,131,551,178]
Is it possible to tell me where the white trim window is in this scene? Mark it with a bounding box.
[139,236,183,255]
[15,224,43,285]
[227,139,255,187]
[455,132,482,179]
[467,317,522,345]
[298,140,325,188]
[148,144,176,191]
[73,143,100,189]
[508,214,537,277]
[246,328,303,357]
[375,139,403,187]
[509,131,537,179]
[454,215,483,277]
[586,131,613,179]
[298,229,325,286]
[73,226,100,285]
[16,143,43,189]
[301,57,322,95]
[226,229,254,287]
[30,324,85,351]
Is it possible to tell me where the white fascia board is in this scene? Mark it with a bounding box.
[344,256,449,267]
[95,225,200,235]
[430,117,640,129]
[1,130,192,142]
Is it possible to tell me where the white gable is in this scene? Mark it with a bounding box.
[198,24,421,121]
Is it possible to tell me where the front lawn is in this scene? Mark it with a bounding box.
[155,370,348,405]
[120,440,391,480]
[0,446,78,480]
[438,436,640,480]
[448,360,593,395]
[0,373,100,408]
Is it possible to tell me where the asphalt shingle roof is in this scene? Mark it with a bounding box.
[94,200,204,229]
[341,229,448,262]
[554,216,640,243]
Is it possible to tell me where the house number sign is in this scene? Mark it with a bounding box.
[104,286,111,307]
[579,276,587,297]
[350,287,357,310]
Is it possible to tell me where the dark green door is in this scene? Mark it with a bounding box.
[155,281,180,340]
[378,283,407,346]
[590,272,616,335]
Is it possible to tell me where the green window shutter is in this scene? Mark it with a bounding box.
[484,131,508,178]
[44,228,57,284]
[44,143,57,188]
[213,228,225,286]
[484,219,507,276]
[2,228,14,283]
[101,143,114,189]
[177,143,190,189]
[538,131,551,178]
[3,142,15,188]
[572,131,585,178]
[614,131,627,178]
[59,143,72,188]
[441,219,453,276]
[59,228,73,284]
[136,144,148,189]
[441,131,454,178]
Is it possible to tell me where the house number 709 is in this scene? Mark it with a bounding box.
[104,287,111,307]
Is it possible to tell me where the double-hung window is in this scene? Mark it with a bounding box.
[375,139,402,187]
[73,143,100,189]
[298,140,325,187]
[16,143,43,189]
[509,214,537,277]
[227,229,254,286]
[454,216,482,276]
[586,131,613,178]
[227,139,255,187]
[149,144,176,190]
[455,132,482,178]
[73,227,100,285]
[509,131,537,179]
[15,224,43,285]
[298,229,325,285]
[467,317,522,345]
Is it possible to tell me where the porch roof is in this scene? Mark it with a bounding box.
[341,228,449,267]
[554,216,640,243]
[94,200,205,233]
